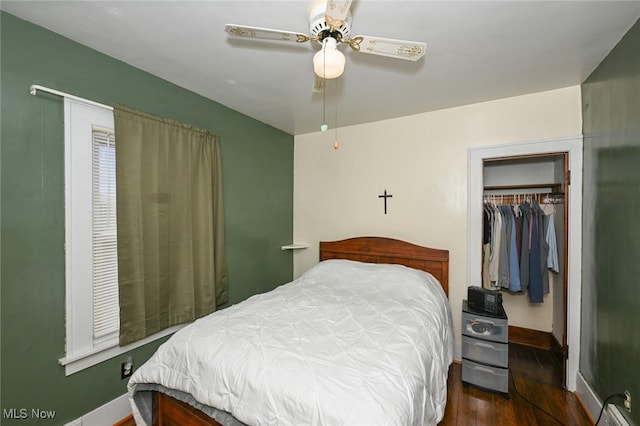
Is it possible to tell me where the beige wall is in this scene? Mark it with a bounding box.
[293,86,582,357]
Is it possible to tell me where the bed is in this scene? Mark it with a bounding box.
[128,236,452,425]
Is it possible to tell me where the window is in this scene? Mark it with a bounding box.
[61,99,118,374]
[61,99,182,375]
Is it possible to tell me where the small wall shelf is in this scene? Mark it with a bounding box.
[281,244,309,251]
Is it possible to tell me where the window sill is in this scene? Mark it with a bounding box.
[59,324,185,376]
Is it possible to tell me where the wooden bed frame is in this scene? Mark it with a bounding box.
[150,236,449,425]
[319,236,449,296]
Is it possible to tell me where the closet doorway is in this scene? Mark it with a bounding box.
[483,153,568,386]
[467,136,583,391]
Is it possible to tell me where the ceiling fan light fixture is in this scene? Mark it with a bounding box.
[313,37,345,79]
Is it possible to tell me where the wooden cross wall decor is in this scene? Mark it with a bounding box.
[378,189,393,214]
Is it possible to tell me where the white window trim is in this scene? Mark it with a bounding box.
[59,325,185,375]
[61,99,185,376]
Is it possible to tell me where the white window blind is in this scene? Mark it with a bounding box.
[91,129,119,340]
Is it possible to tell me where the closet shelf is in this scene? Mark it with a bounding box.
[484,183,563,192]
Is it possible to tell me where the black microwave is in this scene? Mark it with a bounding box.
[468,286,502,316]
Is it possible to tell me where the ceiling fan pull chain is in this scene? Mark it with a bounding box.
[334,78,339,150]
[321,45,328,133]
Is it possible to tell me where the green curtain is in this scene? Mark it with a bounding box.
[115,105,228,346]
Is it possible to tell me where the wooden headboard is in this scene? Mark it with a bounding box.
[319,236,449,296]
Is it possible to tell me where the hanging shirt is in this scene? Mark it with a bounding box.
[482,206,492,289]
[512,205,522,264]
[497,206,511,289]
[508,206,522,292]
[488,204,502,285]
[519,201,531,292]
[483,208,491,244]
[482,243,491,289]
[528,207,543,303]
[545,213,560,273]
[534,202,550,296]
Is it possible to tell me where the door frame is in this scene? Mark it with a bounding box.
[467,135,583,391]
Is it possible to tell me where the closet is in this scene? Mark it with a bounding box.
[482,154,568,385]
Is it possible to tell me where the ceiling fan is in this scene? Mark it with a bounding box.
[224,0,426,88]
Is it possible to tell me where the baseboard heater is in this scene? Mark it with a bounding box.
[607,404,631,426]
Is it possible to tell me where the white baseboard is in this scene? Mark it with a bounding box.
[64,393,131,426]
[608,404,633,426]
[453,340,462,362]
[575,371,606,424]
[575,372,633,425]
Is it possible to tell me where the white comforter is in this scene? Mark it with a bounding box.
[129,259,453,426]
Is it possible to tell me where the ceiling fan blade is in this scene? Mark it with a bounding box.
[225,24,311,43]
[312,75,325,93]
[350,35,426,61]
[324,0,353,31]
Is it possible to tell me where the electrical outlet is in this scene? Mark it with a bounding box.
[624,390,631,412]
[121,356,134,380]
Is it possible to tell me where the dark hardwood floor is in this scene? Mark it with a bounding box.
[440,343,592,426]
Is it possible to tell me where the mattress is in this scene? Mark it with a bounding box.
[129,259,453,425]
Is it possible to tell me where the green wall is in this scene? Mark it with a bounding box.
[581,18,640,424]
[0,12,293,424]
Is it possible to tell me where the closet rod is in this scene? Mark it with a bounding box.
[483,193,564,204]
[29,84,113,111]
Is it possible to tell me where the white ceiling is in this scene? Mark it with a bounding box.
[3,1,640,135]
